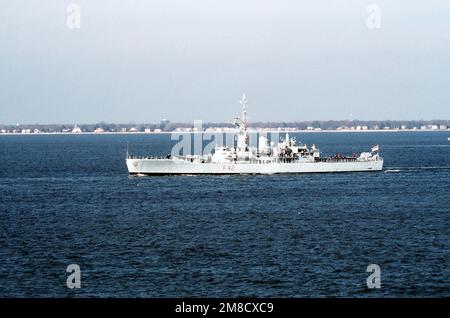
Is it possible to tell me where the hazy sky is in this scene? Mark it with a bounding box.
[1,0,449,124]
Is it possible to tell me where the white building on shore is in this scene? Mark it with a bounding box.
[72,125,82,133]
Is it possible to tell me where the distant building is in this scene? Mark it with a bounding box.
[94,128,105,133]
[129,127,138,132]
[72,125,82,133]
[144,128,152,133]
[439,125,447,130]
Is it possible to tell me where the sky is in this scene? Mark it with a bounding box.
[0,0,449,124]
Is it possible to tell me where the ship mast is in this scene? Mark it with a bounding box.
[239,93,249,150]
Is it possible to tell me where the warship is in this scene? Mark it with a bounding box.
[126,94,383,175]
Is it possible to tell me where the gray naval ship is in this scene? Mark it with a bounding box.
[126,94,383,175]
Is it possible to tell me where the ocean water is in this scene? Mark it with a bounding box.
[0,131,449,297]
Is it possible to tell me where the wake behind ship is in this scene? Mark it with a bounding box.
[126,94,383,175]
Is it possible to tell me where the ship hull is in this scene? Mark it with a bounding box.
[126,158,384,175]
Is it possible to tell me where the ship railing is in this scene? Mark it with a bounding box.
[126,154,168,160]
[314,157,359,163]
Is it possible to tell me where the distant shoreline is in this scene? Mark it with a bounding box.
[0,129,449,136]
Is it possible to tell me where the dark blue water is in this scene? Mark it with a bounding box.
[0,132,449,297]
